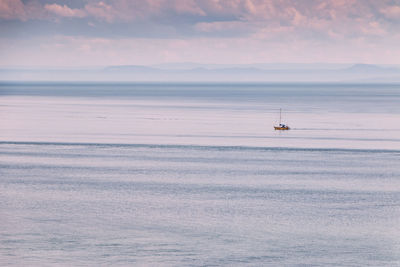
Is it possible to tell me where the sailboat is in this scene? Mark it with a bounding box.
[274,108,290,130]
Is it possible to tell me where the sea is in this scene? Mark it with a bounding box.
[1,82,400,266]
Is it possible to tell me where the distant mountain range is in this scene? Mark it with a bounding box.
[103,63,400,74]
[1,63,400,82]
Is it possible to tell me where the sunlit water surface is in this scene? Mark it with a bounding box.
[1,83,400,266]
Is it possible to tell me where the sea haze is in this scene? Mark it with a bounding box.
[1,82,400,266]
[1,82,400,149]
[1,63,400,82]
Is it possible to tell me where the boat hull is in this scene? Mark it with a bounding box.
[274,126,290,130]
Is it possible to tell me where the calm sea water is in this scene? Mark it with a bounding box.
[1,82,400,266]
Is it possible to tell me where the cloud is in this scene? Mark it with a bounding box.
[44,4,86,18]
[84,2,115,22]
[2,0,400,66]
[0,0,44,20]
[83,0,206,22]
[0,0,25,20]
[3,1,400,28]
[171,0,206,16]
[195,21,250,33]
[381,5,400,20]
[4,33,400,67]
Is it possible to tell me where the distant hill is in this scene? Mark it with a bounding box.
[1,63,399,82]
[104,65,161,73]
[152,62,352,70]
[183,67,266,74]
[104,65,161,72]
[344,64,398,73]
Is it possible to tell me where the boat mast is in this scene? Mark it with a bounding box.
[279,108,282,125]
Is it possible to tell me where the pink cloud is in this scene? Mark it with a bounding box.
[2,0,397,27]
[84,2,115,22]
[381,5,400,20]
[171,0,205,16]
[2,0,400,44]
[44,3,86,18]
[0,0,44,20]
[0,0,25,20]
[195,21,248,32]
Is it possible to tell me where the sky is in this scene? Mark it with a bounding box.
[1,0,400,67]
